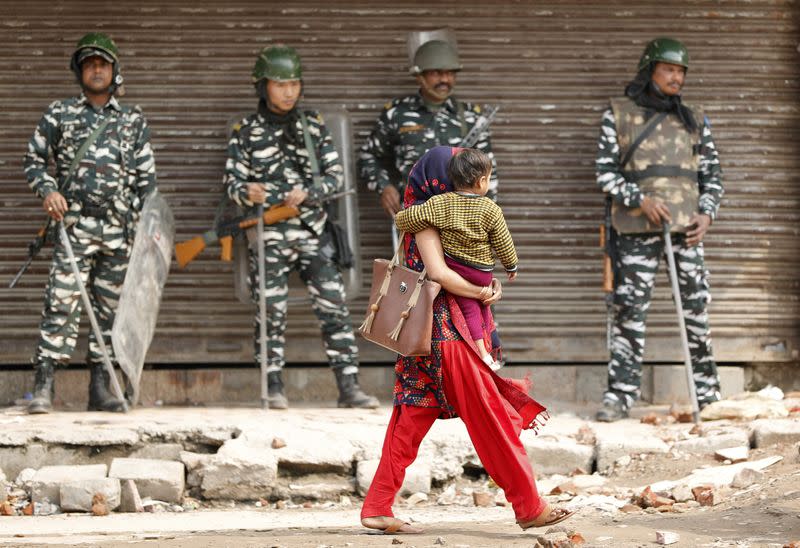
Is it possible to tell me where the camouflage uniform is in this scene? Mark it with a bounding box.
[25,94,157,369]
[596,102,724,410]
[358,94,498,201]
[224,110,360,375]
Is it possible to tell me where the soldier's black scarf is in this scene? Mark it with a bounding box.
[624,65,698,133]
[258,99,304,148]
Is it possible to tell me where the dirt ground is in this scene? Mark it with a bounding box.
[6,444,798,548]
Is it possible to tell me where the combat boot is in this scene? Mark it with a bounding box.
[28,359,56,414]
[595,399,629,422]
[334,369,379,409]
[87,363,126,412]
[267,371,289,409]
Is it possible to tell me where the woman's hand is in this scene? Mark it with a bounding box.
[481,278,502,305]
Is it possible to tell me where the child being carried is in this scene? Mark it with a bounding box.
[394,148,517,369]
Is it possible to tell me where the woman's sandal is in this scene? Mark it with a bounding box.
[516,503,574,530]
[361,516,423,535]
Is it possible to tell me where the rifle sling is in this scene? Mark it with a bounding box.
[59,116,115,195]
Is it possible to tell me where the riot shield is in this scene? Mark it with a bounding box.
[407,28,459,71]
[111,191,175,405]
[229,108,362,305]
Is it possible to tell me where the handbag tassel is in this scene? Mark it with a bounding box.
[387,310,410,341]
[359,296,382,334]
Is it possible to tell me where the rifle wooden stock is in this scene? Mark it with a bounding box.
[175,236,207,268]
[219,236,233,262]
[175,203,301,268]
[600,224,614,293]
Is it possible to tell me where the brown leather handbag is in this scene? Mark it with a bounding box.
[358,236,441,356]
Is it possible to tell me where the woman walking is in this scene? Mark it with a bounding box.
[360,146,572,534]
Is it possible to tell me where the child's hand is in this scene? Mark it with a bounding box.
[507,271,517,281]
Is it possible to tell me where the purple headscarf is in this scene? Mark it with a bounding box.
[401,146,462,270]
[404,145,461,208]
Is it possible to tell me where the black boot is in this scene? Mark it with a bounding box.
[28,359,55,414]
[87,363,126,412]
[267,371,289,409]
[334,369,379,409]
[595,399,629,422]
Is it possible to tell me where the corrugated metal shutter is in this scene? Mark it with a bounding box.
[1,1,798,366]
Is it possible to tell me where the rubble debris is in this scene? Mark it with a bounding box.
[271,437,287,449]
[437,484,457,505]
[620,503,642,513]
[671,484,694,503]
[574,426,596,446]
[731,467,764,489]
[615,455,631,468]
[691,485,720,506]
[569,532,586,544]
[434,537,447,545]
[669,405,694,423]
[655,531,679,545]
[91,493,109,516]
[472,491,493,507]
[637,486,674,509]
[714,446,749,463]
[405,492,428,507]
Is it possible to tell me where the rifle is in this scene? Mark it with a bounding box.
[460,105,499,148]
[174,189,355,268]
[9,223,53,288]
[601,196,615,351]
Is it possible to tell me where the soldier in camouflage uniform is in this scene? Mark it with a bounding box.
[596,38,724,422]
[224,45,378,410]
[24,33,157,414]
[359,38,498,217]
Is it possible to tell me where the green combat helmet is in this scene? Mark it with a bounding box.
[252,45,302,83]
[410,40,462,75]
[69,32,124,94]
[638,37,689,71]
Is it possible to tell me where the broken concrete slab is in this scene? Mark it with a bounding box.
[119,479,144,513]
[731,467,764,489]
[671,431,750,454]
[701,397,788,421]
[108,458,184,504]
[592,421,669,471]
[239,430,356,475]
[0,431,34,447]
[647,455,783,492]
[273,474,355,500]
[714,446,749,463]
[200,439,278,501]
[752,418,800,447]
[36,428,139,446]
[129,443,184,462]
[522,436,595,476]
[355,458,431,496]
[31,464,108,505]
[59,478,121,512]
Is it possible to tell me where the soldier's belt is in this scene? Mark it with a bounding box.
[80,196,112,218]
[623,166,698,183]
